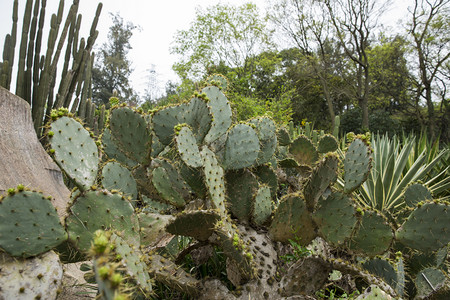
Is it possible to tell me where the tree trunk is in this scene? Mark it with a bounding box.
[424,82,436,140]
[0,86,70,222]
[319,75,336,129]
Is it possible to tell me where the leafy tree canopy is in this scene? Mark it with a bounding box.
[171,3,274,83]
[92,13,139,106]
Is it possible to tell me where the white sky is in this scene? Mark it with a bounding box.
[0,0,410,99]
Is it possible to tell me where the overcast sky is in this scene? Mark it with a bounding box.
[0,0,410,99]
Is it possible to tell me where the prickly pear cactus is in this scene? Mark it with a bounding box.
[7,79,449,299]
[396,201,450,252]
[289,135,319,166]
[343,138,372,193]
[166,210,221,241]
[0,188,67,257]
[269,192,317,244]
[109,106,151,164]
[65,189,140,252]
[313,192,357,245]
[349,209,394,257]
[251,185,272,226]
[175,125,203,168]
[101,160,138,203]
[47,115,99,191]
[223,123,260,170]
[203,86,232,144]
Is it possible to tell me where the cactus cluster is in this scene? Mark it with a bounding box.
[1,81,448,299]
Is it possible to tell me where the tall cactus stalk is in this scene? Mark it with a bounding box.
[15,0,34,99]
[1,0,103,137]
[24,0,41,102]
[1,0,18,90]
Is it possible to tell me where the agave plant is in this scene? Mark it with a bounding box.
[341,133,450,216]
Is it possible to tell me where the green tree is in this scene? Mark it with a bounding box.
[269,0,341,129]
[276,47,351,129]
[92,13,139,106]
[367,34,412,113]
[324,0,389,131]
[170,3,273,84]
[407,0,450,140]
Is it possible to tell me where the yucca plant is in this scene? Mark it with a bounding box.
[402,131,450,200]
[342,133,449,216]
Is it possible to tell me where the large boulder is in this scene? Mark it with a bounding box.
[0,86,70,222]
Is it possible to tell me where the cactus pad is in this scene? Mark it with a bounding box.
[0,190,67,257]
[175,126,202,168]
[313,192,357,245]
[101,161,138,203]
[223,123,260,170]
[349,209,393,256]
[225,169,259,222]
[303,153,339,211]
[414,267,447,298]
[153,98,212,146]
[101,128,137,168]
[179,161,207,198]
[203,86,232,144]
[403,183,432,208]
[277,127,291,146]
[206,73,229,92]
[141,195,174,214]
[200,147,227,217]
[252,186,272,226]
[317,134,338,153]
[396,201,450,252]
[138,212,174,247]
[250,117,277,165]
[166,210,221,241]
[65,189,140,252]
[152,104,186,145]
[48,116,99,191]
[343,139,371,193]
[184,97,213,144]
[254,165,278,200]
[269,192,317,244]
[279,158,300,168]
[151,166,186,208]
[289,135,318,166]
[362,258,399,292]
[109,107,151,164]
[110,233,153,293]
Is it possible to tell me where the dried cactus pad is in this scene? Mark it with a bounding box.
[166,210,221,241]
[0,251,63,299]
[0,190,67,257]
